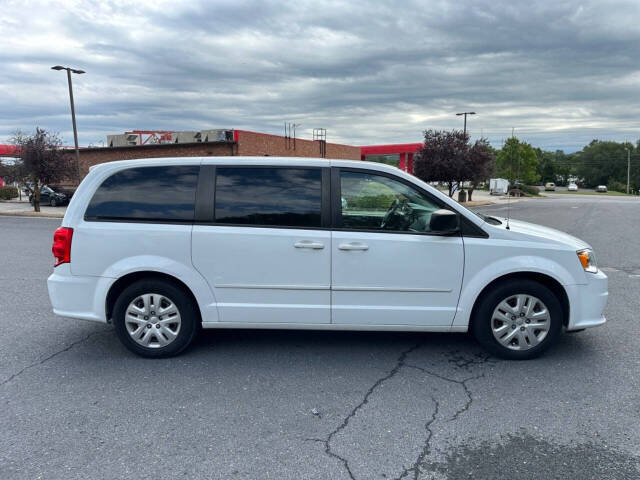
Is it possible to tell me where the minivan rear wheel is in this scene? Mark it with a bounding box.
[113,279,198,358]
[471,279,563,360]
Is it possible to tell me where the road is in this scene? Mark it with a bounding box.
[1,195,639,479]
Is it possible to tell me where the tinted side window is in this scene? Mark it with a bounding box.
[215,167,322,227]
[85,166,199,221]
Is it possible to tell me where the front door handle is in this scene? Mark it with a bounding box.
[338,242,369,251]
[294,240,325,249]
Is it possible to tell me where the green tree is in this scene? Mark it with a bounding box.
[495,137,540,185]
[575,140,635,190]
[553,150,572,186]
[535,148,555,184]
[534,149,573,186]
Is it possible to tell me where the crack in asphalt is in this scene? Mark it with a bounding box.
[405,364,484,422]
[394,397,439,480]
[446,351,497,371]
[0,331,105,387]
[309,344,490,480]
[309,342,424,480]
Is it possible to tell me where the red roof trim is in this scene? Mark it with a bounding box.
[0,145,20,156]
[360,143,423,155]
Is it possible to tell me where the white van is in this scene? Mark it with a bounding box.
[47,157,607,359]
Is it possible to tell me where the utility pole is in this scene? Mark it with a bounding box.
[51,65,85,183]
[626,148,631,194]
[456,112,475,136]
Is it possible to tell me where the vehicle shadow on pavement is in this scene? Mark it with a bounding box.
[188,328,598,361]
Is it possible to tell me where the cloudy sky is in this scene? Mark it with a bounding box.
[1,0,639,152]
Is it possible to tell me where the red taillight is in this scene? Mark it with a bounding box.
[52,227,73,267]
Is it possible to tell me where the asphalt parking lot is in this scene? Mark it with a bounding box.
[1,194,639,480]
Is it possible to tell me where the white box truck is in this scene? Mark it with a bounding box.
[490,178,509,195]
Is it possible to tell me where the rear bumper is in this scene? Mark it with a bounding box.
[565,270,608,331]
[47,264,111,323]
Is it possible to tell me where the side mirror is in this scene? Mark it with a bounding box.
[429,209,460,234]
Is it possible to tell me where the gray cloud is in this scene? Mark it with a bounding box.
[1,0,639,152]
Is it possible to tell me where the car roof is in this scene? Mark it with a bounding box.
[88,156,403,175]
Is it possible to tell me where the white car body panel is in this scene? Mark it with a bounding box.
[192,226,331,324]
[331,230,463,326]
[47,156,608,336]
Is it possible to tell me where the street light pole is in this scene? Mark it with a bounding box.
[456,111,476,136]
[51,65,85,183]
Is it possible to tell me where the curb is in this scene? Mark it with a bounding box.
[0,211,64,218]
[459,200,494,207]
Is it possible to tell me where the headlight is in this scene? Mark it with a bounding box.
[577,249,597,273]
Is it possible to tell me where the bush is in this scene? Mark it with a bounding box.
[510,184,540,196]
[607,180,626,193]
[0,186,18,200]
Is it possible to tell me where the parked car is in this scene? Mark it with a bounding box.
[544,182,556,191]
[49,185,76,201]
[596,185,608,193]
[567,183,578,191]
[48,157,608,360]
[30,186,68,207]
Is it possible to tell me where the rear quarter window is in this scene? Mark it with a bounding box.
[85,165,199,222]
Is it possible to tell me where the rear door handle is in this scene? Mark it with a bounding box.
[294,240,325,249]
[338,242,369,251]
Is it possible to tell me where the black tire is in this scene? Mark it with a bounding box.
[113,279,199,358]
[50,198,57,207]
[471,279,563,360]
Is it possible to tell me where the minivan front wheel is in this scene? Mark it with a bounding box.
[113,279,198,358]
[471,279,563,359]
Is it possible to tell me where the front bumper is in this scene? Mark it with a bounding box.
[565,269,608,331]
[47,264,111,323]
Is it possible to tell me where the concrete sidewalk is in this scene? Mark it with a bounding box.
[454,188,527,207]
[0,199,66,218]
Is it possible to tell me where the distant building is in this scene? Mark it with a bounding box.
[69,129,361,180]
[360,143,422,174]
[13,128,425,186]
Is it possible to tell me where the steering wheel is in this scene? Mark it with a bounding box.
[380,198,401,229]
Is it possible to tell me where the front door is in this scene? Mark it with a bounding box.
[331,168,464,327]
[192,166,331,324]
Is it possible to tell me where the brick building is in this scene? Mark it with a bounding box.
[68,129,361,180]
[0,129,423,188]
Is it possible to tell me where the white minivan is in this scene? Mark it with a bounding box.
[48,157,608,359]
